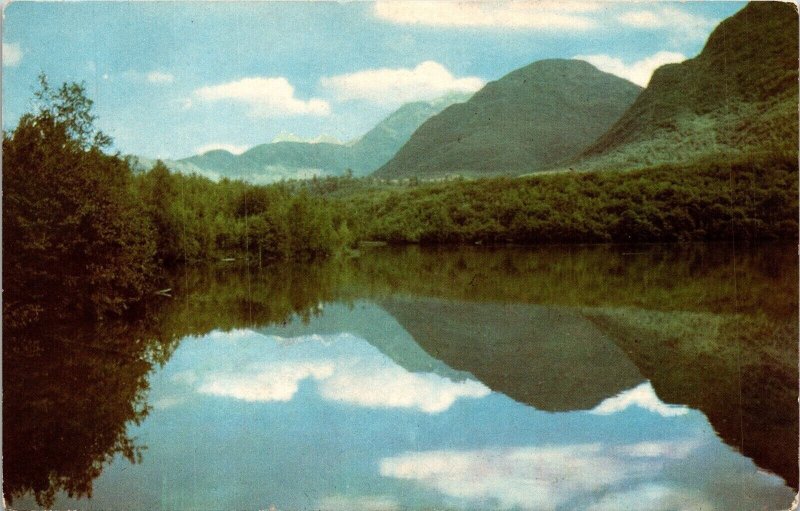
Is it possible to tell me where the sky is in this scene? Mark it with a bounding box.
[2,1,746,160]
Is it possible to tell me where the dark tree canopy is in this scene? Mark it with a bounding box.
[3,76,157,327]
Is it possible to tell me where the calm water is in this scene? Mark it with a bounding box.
[5,244,798,510]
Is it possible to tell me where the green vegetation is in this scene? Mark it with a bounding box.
[323,155,798,244]
[5,74,797,334]
[3,76,157,327]
[5,243,796,505]
[134,162,349,265]
[2,77,347,328]
[374,59,642,179]
[578,2,798,170]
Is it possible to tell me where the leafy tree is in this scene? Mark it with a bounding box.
[3,76,156,327]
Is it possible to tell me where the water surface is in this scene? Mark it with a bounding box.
[5,244,797,510]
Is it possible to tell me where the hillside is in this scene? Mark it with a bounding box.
[153,92,471,183]
[373,59,642,179]
[577,2,798,170]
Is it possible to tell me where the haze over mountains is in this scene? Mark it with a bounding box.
[134,92,471,183]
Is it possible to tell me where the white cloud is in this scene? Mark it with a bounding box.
[318,357,489,413]
[3,42,22,67]
[590,381,689,417]
[617,440,702,460]
[271,132,343,145]
[617,6,716,42]
[199,361,335,402]
[195,143,250,155]
[617,10,661,29]
[317,495,399,511]
[379,440,700,509]
[373,1,601,30]
[182,330,489,413]
[152,396,184,410]
[574,51,686,87]
[193,77,330,117]
[147,71,175,84]
[321,61,484,105]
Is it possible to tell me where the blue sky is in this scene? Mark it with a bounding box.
[3,1,745,159]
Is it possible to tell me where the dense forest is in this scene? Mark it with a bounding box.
[3,77,798,329]
[2,77,348,328]
[319,153,798,244]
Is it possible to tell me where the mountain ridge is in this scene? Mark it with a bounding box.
[373,59,643,179]
[575,1,798,170]
[134,92,472,183]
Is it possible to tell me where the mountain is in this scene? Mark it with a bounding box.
[183,142,353,183]
[576,2,798,170]
[373,59,642,179]
[380,297,644,412]
[140,92,471,183]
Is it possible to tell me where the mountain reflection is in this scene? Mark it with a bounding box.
[4,243,797,508]
[381,298,645,411]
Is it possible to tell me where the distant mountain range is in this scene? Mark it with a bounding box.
[131,92,471,183]
[374,60,642,179]
[136,2,797,183]
[377,2,797,179]
[577,1,798,170]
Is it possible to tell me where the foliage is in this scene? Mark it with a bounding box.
[3,76,156,327]
[321,155,798,245]
[133,167,345,264]
[3,77,345,329]
[578,2,798,170]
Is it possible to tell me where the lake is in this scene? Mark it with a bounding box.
[4,243,798,510]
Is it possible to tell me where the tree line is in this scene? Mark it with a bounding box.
[4,78,798,328]
[3,77,348,328]
[313,154,798,245]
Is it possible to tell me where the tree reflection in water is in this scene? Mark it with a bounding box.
[3,320,176,507]
[3,243,798,506]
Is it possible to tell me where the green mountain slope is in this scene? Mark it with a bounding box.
[577,2,798,170]
[373,59,642,179]
[157,93,471,183]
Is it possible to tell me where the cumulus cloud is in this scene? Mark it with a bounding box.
[379,440,700,509]
[616,440,702,460]
[617,6,717,42]
[321,61,484,105]
[318,357,489,413]
[590,381,689,417]
[3,42,22,67]
[147,71,175,84]
[194,143,250,155]
[199,361,335,402]
[373,1,601,30]
[193,77,330,117]
[574,51,686,87]
[181,330,489,413]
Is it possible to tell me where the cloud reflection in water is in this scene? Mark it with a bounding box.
[170,329,490,413]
